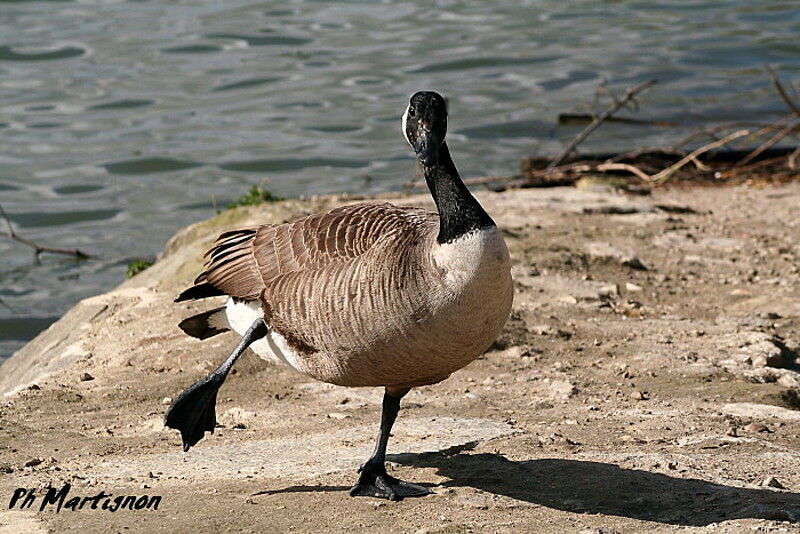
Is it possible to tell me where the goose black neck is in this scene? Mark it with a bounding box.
[424,142,496,244]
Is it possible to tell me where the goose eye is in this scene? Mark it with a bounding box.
[408,107,416,118]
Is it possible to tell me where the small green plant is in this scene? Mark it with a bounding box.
[126,259,153,279]
[227,185,283,210]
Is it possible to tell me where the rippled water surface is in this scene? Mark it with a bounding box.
[1,0,799,359]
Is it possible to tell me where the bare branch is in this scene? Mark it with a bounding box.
[725,155,793,177]
[0,203,91,260]
[789,146,800,170]
[595,162,652,181]
[766,65,800,116]
[735,123,799,167]
[671,121,778,151]
[548,79,658,169]
[649,129,750,183]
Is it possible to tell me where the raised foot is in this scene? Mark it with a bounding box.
[349,470,431,501]
[164,372,224,451]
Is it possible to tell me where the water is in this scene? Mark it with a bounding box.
[1,0,799,360]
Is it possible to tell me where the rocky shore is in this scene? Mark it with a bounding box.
[1,183,800,533]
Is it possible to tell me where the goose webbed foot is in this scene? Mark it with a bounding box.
[165,372,224,451]
[349,459,430,501]
[165,318,268,452]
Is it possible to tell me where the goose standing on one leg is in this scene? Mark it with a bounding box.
[166,91,513,500]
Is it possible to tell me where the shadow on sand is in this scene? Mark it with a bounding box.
[393,449,800,525]
[261,448,799,525]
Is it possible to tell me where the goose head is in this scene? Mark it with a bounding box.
[403,91,448,169]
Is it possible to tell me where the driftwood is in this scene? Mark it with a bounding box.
[0,203,91,262]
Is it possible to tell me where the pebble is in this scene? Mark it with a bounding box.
[622,257,648,271]
[762,476,785,489]
[546,379,578,400]
[24,458,43,468]
[161,397,173,405]
[630,391,649,401]
[80,372,94,382]
[456,493,490,510]
[743,422,771,433]
[777,373,800,388]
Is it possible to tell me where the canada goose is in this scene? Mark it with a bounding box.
[166,91,513,500]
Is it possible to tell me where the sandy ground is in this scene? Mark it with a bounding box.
[1,182,800,533]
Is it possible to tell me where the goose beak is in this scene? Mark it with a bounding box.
[414,128,439,168]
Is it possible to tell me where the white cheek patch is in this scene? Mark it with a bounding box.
[402,105,411,146]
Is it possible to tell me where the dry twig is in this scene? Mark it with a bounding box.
[789,146,800,170]
[671,121,777,151]
[649,130,750,183]
[735,123,799,167]
[0,203,91,262]
[766,65,800,116]
[548,79,658,169]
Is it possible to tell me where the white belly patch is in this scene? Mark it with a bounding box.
[224,298,305,372]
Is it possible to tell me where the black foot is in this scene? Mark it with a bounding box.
[349,464,431,501]
[164,372,224,451]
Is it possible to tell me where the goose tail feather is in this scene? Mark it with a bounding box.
[178,306,229,340]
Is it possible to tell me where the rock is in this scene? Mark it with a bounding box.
[545,378,577,400]
[630,391,649,401]
[530,324,557,336]
[740,368,781,383]
[585,242,647,271]
[722,403,800,422]
[777,373,800,388]
[456,493,491,510]
[622,257,648,271]
[762,476,785,489]
[720,332,790,369]
[715,315,775,330]
[583,205,644,215]
[517,274,617,303]
[624,282,643,292]
[0,298,110,395]
[24,458,43,468]
[743,422,771,433]
[654,203,697,214]
[161,397,172,405]
[79,372,94,382]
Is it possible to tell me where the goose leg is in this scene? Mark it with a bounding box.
[165,318,268,451]
[349,387,431,501]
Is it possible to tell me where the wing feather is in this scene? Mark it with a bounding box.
[178,202,436,303]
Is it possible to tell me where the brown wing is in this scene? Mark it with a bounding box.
[178,202,436,302]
